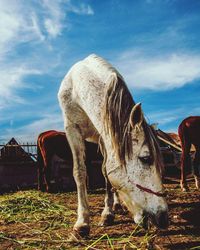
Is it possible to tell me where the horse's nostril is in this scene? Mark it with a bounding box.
[155,211,169,229]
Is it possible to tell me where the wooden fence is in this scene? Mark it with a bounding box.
[0,143,37,192]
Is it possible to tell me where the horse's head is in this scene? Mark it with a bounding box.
[107,103,168,229]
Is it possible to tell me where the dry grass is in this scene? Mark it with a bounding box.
[0,190,157,250]
[0,182,200,249]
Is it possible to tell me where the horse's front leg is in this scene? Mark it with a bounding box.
[66,125,90,236]
[99,172,115,226]
[180,162,189,192]
[113,191,127,214]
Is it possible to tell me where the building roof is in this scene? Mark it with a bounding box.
[0,138,35,163]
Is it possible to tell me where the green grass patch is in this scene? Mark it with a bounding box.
[0,190,75,226]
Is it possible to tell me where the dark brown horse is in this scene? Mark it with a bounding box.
[178,116,200,191]
[37,130,104,192]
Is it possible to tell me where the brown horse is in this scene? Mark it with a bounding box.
[37,130,104,192]
[178,116,200,191]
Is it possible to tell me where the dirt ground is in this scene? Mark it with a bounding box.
[0,177,200,250]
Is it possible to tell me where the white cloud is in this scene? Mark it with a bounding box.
[0,65,42,109]
[147,109,182,126]
[42,0,66,38]
[3,113,63,142]
[67,3,94,15]
[44,18,62,37]
[0,0,94,51]
[0,0,94,108]
[42,0,94,38]
[30,12,45,41]
[115,52,200,90]
[0,1,22,56]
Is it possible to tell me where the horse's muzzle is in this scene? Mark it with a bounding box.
[152,210,169,229]
[143,210,169,229]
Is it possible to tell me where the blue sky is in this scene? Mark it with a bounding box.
[0,0,200,143]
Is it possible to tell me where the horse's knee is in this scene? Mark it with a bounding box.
[73,166,87,185]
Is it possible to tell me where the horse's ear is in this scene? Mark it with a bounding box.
[129,103,144,128]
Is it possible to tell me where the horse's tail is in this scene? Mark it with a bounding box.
[37,135,45,190]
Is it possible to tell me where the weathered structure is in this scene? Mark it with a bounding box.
[36,130,105,192]
[0,138,37,192]
[48,143,104,192]
[1,130,191,192]
[156,129,195,177]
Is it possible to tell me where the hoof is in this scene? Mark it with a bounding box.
[180,181,189,192]
[99,214,114,226]
[113,203,123,212]
[182,186,189,192]
[73,225,90,237]
[113,203,128,215]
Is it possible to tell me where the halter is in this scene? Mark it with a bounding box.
[130,180,166,197]
[107,167,166,198]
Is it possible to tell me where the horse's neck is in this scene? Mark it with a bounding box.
[101,132,121,166]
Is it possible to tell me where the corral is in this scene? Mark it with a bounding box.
[0,132,199,249]
[0,130,185,192]
[0,138,105,192]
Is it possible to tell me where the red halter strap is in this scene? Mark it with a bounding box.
[128,177,166,197]
[107,167,166,198]
[135,183,166,197]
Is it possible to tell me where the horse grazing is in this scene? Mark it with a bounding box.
[58,54,168,236]
[37,130,72,192]
[178,116,200,191]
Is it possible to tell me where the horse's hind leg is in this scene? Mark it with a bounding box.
[37,140,47,191]
[37,165,46,191]
[65,124,90,236]
[43,162,52,192]
[193,146,200,189]
[180,142,191,192]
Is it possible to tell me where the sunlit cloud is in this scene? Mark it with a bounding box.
[66,2,94,15]
[115,52,200,90]
[147,109,183,126]
[0,0,94,107]
[2,113,63,142]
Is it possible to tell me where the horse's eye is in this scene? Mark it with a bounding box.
[139,156,153,165]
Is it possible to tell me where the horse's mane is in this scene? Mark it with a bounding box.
[103,74,134,165]
[103,74,163,173]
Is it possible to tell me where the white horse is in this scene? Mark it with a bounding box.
[58,54,168,236]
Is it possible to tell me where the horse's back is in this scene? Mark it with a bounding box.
[179,116,200,130]
[179,116,200,146]
[58,54,122,137]
[58,54,120,99]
